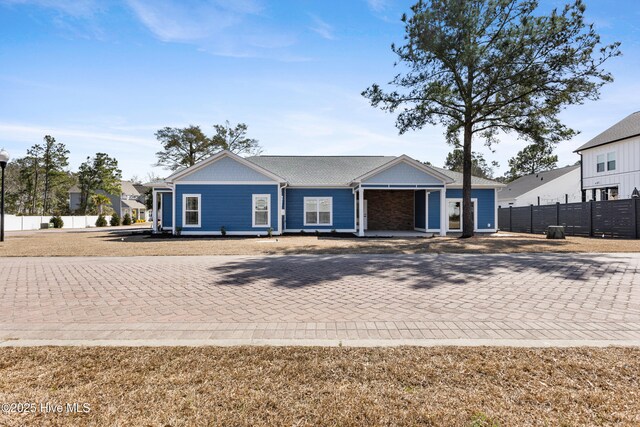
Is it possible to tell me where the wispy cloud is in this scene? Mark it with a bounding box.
[0,0,102,17]
[0,121,161,177]
[366,0,388,13]
[124,0,298,59]
[0,122,156,147]
[0,0,108,39]
[309,15,335,40]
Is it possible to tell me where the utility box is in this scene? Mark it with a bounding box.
[546,225,565,239]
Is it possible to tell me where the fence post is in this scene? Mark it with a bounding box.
[633,198,638,239]
[530,204,534,234]
[588,201,594,237]
[556,202,560,226]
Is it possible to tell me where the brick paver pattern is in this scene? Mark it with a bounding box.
[1,254,639,342]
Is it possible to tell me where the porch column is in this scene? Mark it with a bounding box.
[439,189,446,236]
[277,184,283,235]
[152,190,158,233]
[358,187,364,237]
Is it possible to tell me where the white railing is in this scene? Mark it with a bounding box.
[3,215,113,231]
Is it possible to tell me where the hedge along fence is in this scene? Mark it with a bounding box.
[4,215,113,231]
[498,198,640,239]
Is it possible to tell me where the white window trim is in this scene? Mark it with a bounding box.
[596,154,606,173]
[252,194,271,228]
[303,197,333,226]
[446,198,478,232]
[182,194,201,228]
[607,152,616,171]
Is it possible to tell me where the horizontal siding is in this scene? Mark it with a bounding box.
[446,189,496,230]
[286,188,355,230]
[364,161,444,185]
[161,193,173,228]
[175,184,279,232]
[414,190,426,229]
[179,156,275,182]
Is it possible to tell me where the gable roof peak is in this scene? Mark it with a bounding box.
[575,111,640,152]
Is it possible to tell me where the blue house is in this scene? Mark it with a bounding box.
[149,150,503,236]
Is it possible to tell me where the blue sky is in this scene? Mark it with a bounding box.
[0,0,638,180]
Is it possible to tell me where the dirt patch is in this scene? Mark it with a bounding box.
[2,229,639,256]
[0,346,638,426]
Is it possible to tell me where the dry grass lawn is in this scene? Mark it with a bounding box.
[0,346,638,426]
[1,227,639,256]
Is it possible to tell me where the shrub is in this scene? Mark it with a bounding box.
[315,230,320,236]
[110,213,121,227]
[122,213,132,225]
[220,226,227,236]
[95,214,108,227]
[267,227,273,238]
[50,215,64,229]
[175,226,182,236]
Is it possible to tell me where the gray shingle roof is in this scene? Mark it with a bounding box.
[121,199,146,210]
[575,111,640,151]
[498,164,580,201]
[120,181,140,196]
[247,155,502,187]
[247,156,396,186]
[69,181,139,196]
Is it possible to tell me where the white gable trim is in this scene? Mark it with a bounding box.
[352,155,455,185]
[167,150,286,183]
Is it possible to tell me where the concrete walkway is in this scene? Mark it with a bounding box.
[0,254,639,346]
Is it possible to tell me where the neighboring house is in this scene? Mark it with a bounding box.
[575,111,640,201]
[498,165,581,207]
[148,150,504,236]
[133,184,150,219]
[69,181,147,219]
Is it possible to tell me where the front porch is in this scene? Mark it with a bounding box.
[356,187,447,237]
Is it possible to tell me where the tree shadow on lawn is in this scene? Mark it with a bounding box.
[95,231,575,254]
[311,235,574,254]
[207,253,630,290]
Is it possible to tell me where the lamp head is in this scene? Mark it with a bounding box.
[0,149,8,168]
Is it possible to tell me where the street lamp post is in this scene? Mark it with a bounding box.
[0,149,9,242]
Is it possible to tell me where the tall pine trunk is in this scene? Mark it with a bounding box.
[462,121,474,238]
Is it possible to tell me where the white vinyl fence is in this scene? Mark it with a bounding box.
[4,215,112,231]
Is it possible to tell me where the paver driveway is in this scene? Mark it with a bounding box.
[1,253,639,345]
